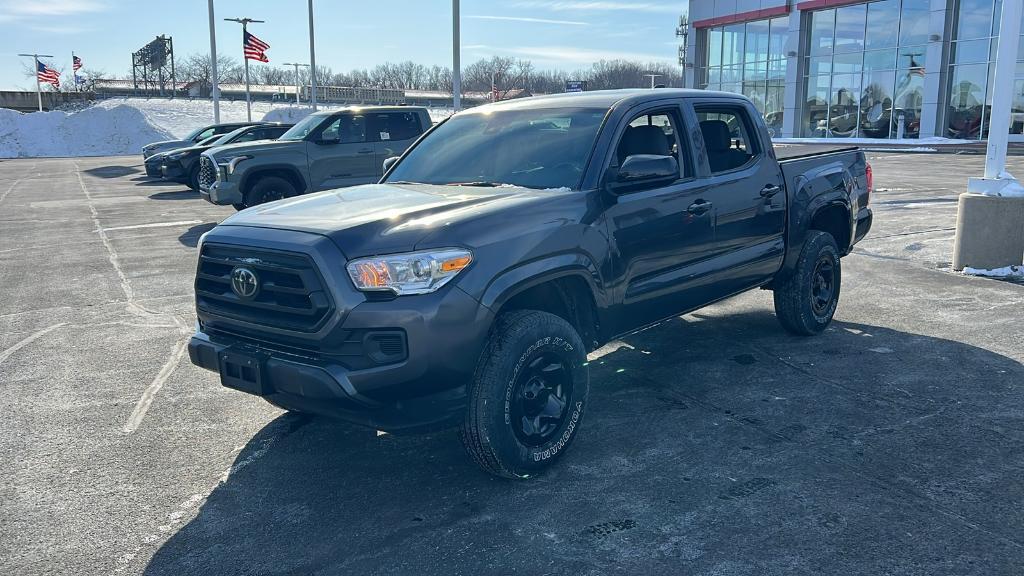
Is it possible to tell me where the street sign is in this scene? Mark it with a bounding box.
[565,80,586,93]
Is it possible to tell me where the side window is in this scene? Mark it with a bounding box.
[320,115,367,143]
[232,130,260,143]
[266,126,289,139]
[694,107,759,174]
[369,112,422,142]
[614,109,691,179]
[195,127,216,141]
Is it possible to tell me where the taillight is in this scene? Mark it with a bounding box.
[864,162,873,205]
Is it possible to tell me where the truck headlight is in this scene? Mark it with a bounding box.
[347,248,472,295]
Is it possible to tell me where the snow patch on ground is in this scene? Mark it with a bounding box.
[0,105,174,158]
[962,265,1024,278]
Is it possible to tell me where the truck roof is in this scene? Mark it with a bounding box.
[470,88,749,113]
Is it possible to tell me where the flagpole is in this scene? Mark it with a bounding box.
[18,53,52,112]
[225,17,265,123]
[208,0,220,123]
[72,52,75,92]
[243,21,251,121]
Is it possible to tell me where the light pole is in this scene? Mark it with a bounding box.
[225,17,265,122]
[207,0,220,123]
[952,0,1024,272]
[452,0,461,111]
[283,62,310,104]
[308,0,317,110]
[17,53,54,112]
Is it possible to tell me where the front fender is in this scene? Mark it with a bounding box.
[238,162,310,194]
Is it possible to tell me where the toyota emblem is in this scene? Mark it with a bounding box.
[230,267,259,299]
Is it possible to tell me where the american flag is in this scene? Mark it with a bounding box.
[243,31,270,63]
[73,55,82,71]
[37,61,60,88]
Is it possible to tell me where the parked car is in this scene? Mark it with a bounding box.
[142,122,261,164]
[188,89,873,478]
[147,123,293,190]
[196,107,430,209]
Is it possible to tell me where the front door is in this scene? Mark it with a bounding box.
[306,113,377,191]
[603,105,716,335]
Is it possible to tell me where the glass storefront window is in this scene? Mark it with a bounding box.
[801,1,926,138]
[866,0,900,50]
[699,16,789,130]
[946,0,1024,139]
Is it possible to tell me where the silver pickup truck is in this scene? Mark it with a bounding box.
[198,107,431,210]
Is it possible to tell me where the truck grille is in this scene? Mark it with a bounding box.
[195,244,334,333]
[198,156,217,191]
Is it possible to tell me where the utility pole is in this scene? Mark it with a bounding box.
[452,0,461,111]
[208,0,220,123]
[225,17,265,122]
[283,62,310,104]
[308,0,317,110]
[644,74,662,89]
[18,53,54,112]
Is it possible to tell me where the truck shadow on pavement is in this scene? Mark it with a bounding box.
[83,165,139,178]
[178,223,217,248]
[149,189,201,201]
[143,311,1024,575]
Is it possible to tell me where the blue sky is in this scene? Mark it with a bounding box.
[0,0,687,90]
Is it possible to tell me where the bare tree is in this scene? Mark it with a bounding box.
[463,56,533,99]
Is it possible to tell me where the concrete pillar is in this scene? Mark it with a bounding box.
[952,194,1024,270]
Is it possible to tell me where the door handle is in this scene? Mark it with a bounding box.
[760,184,782,198]
[357,148,374,154]
[687,200,712,215]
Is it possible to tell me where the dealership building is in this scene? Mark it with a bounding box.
[682,0,1024,140]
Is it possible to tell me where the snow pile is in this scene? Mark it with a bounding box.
[261,106,317,124]
[962,265,1024,278]
[0,105,174,158]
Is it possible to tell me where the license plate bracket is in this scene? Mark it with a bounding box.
[219,347,272,396]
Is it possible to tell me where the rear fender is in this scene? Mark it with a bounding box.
[783,160,853,272]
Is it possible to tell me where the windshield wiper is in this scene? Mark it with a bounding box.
[447,181,507,187]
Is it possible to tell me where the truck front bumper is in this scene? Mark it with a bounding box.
[201,180,243,206]
[160,161,187,181]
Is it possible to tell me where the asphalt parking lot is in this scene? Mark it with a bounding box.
[1,152,1023,576]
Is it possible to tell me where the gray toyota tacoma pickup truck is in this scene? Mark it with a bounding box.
[197,106,430,209]
[188,89,872,479]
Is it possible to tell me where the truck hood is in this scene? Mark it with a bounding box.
[218,183,565,258]
[207,139,301,159]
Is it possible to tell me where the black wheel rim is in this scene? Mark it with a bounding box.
[811,255,836,316]
[509,352,573,447]
[261,188,284,204]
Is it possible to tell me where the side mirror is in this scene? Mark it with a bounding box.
[382,156,400,173]
[615,154,679,186]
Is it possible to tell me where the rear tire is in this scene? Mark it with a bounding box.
[773,230,841,335]
[244,176,296,208]
[460,310,589,479]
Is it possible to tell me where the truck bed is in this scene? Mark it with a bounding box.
[773,143,858,162]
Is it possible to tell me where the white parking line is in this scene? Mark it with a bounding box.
[102,220,202,232]
[0,323,66,367]
[122,336,189,434]
[0,178,22,204]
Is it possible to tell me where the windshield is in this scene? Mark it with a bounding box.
[184,126,209,141]
[279,114,328,141]
[198,135,224,146]
[385,107,607,190]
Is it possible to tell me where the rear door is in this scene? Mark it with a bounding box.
[602,103,717,334]
[688,100,786,291]
[368,111,426,178]
[306,113,377,190]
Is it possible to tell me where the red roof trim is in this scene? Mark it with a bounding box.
[796,0,872,11]
[692,5,791,29]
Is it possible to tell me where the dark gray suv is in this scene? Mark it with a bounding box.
[198,107,430,209]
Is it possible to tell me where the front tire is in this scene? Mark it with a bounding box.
[243,176,296,209]
[773,230,841,335]
[187,165,201,191]
[460,310,589,479]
